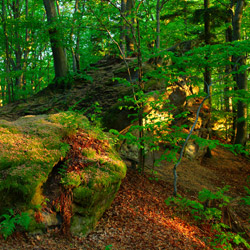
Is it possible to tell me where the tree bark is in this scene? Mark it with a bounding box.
[203,0,212,106]
[232,0,248,146]
[70,0,79,72]
[156,0,160,50]
[43,0,68,85]
[125,0,135,55]
[120,0,127,56]
[1,0,13,103]
[224,5,233,141]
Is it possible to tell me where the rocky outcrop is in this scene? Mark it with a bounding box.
[0,112,126,236]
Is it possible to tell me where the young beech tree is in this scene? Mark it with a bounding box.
[43,0,68,86]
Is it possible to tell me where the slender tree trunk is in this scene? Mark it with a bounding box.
[155,0,168,63]
[70,0,79,72]
[120,0,127,56]
[75,32,81,73]
[224,7,233,141]
[225,14,233,113]
[203,0,212,157]
[75,0,86,73]
[203,0,212,106]
[56,0,61,16]
[126,0,135,55]
[232,0,248,146]
[156,0,160,50]
[12,0,23,89]
[136,17,145,174]
[43,0,68,86]
[2,0,13,103]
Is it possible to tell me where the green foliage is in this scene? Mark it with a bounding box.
[148,170,159,181]
[0,209,31,239]
[87,102,102,125]
[241,177,250,207]
[165,186,250,249]
[241,186,250,206]
[69,101,102,126]
[104,245,113,250]
[61,172,81,188]
[198,185,231,207]
[58,163,68,176]
[165,193,222,222]
[165,186,231,221]
[209,223,250,250]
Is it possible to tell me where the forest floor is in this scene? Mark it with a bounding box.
[0,146,249,250]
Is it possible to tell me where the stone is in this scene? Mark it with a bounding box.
[0,111,126,236]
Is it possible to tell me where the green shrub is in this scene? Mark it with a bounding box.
[165,186,250,249]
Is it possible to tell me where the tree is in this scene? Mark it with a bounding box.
[203,0,212,104]
[43,0,68,86]
[1,0,12,103]
[125,0,135,56]
[120,0,127,55]
[232,0,248,146]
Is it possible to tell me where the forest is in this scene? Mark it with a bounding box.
[0,0,250,249]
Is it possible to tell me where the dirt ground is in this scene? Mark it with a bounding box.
[151,146,250,196]
[0,146,249,250]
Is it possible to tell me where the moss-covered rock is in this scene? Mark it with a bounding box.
[62,127,126,235]
[0,113,74,211]
[0,112,126,236]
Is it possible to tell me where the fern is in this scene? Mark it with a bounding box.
[0,209,31,239]
[0,212,16,239]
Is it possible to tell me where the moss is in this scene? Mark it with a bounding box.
[71,181,121,235]
[0,112,85,211]
[31,183,44,207]
[26,210,46,233]
[68,124,127,235]
[61,172,81,188]
[0,111,127,236]
[47,111,89,136]
[82,148,97,158]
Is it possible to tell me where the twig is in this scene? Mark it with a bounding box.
[173,82,211,196]
[88,5,132,83]
[88,3,142,109]
[106,0,139,49]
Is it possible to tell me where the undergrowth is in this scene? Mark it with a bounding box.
[165,186,250,250]
[0,209,30,239]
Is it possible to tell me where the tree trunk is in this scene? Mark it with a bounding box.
[69,0,80,72]
[203,0,212,157]
[2,0,13,103]
[120,0,127,56]
[125,0,135,55]
[203,0,212,106]
[156,0,160,50]
[232,0,248,146]
[225,11,233,113]
[136,17,145,174]
[43,0,68,85]
[224,6,233,141]
[75,31,81,73]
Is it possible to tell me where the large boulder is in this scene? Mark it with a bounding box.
[0,112,126,236]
